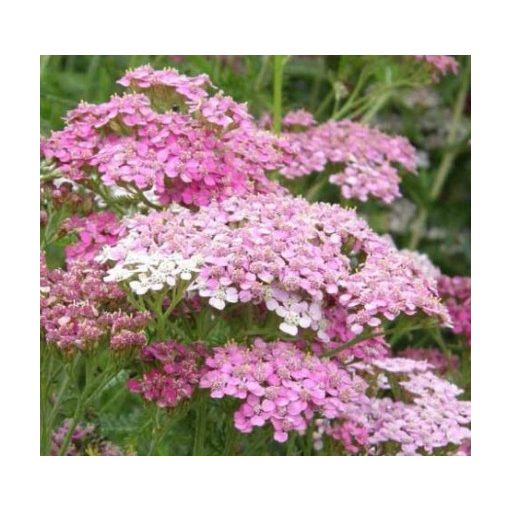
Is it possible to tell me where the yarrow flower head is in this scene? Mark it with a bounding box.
[199,338,369,442]
[117,64,211,106]
[274,112,417,203]
[40,255,150,352]
[63,211,123,263]
[282,109,316,129]
[192,93,252,130]
[127,340,208,408]
[100,193,449,343]
[389,246,469,344]
[320,357,471,455]
[41,65,292,208]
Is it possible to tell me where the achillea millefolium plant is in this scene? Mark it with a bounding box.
[40,55,470,456]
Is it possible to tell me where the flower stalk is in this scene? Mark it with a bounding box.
[272,56,286,134]
[409,60,470,250]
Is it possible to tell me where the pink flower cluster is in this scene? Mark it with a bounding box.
[51,419,125,456]
[282,109,316,129]
[40,255,150,352]
[389,248,471,344]
[63,211,123,263]
[199,339,369,442]
[277,115,417,203]
[334,357,471,455]
[101,193,449,342]
[192,93,252,129]
[414,56,459,80]
[41,65,291,208]
[127,341,207,408]
[117,64,211,105]
[438,276,471,344]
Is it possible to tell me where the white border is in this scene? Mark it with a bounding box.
[2,1,509,508]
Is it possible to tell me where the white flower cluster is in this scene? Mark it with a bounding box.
[101,250,203,295]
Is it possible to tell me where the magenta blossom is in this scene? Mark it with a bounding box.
[200,339,369,442]
[41,65,293,209]
[63,211,123,263]
[275,113,417,203]
[128,341,208,408]
[40,255,150,352]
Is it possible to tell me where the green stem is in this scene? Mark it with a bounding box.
[431,328,454,364]
[310,74,325,112]
[272,56,285,134]
[193,392,207,455]
[151,292,167,340]
[315,90,334,119]
[361,91,391,123]
[409,61,470,250]
[254,56,270,92]
[305,425,314,456]
[40,349,53,454]
[304,171,332,202]
[222,419,237,456]
[243,428,272,455]
[286,432,296,456]
[340,78,422,121]
[147,407,162,456]
[100,381,128,412]
[321,322,438,359]
[40,170,61,182]
[85,178,125,215]
[55,358,117,456]
[124,183,162,210]
[56,397,85,456]
[321,329,378,358]
[195,307,207,340]
[42,370,71,455]
[408,207,428,250]
[40,55,51,76]
[40,347,67,455]
[333,68,370,120]
[148,409,182,456]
